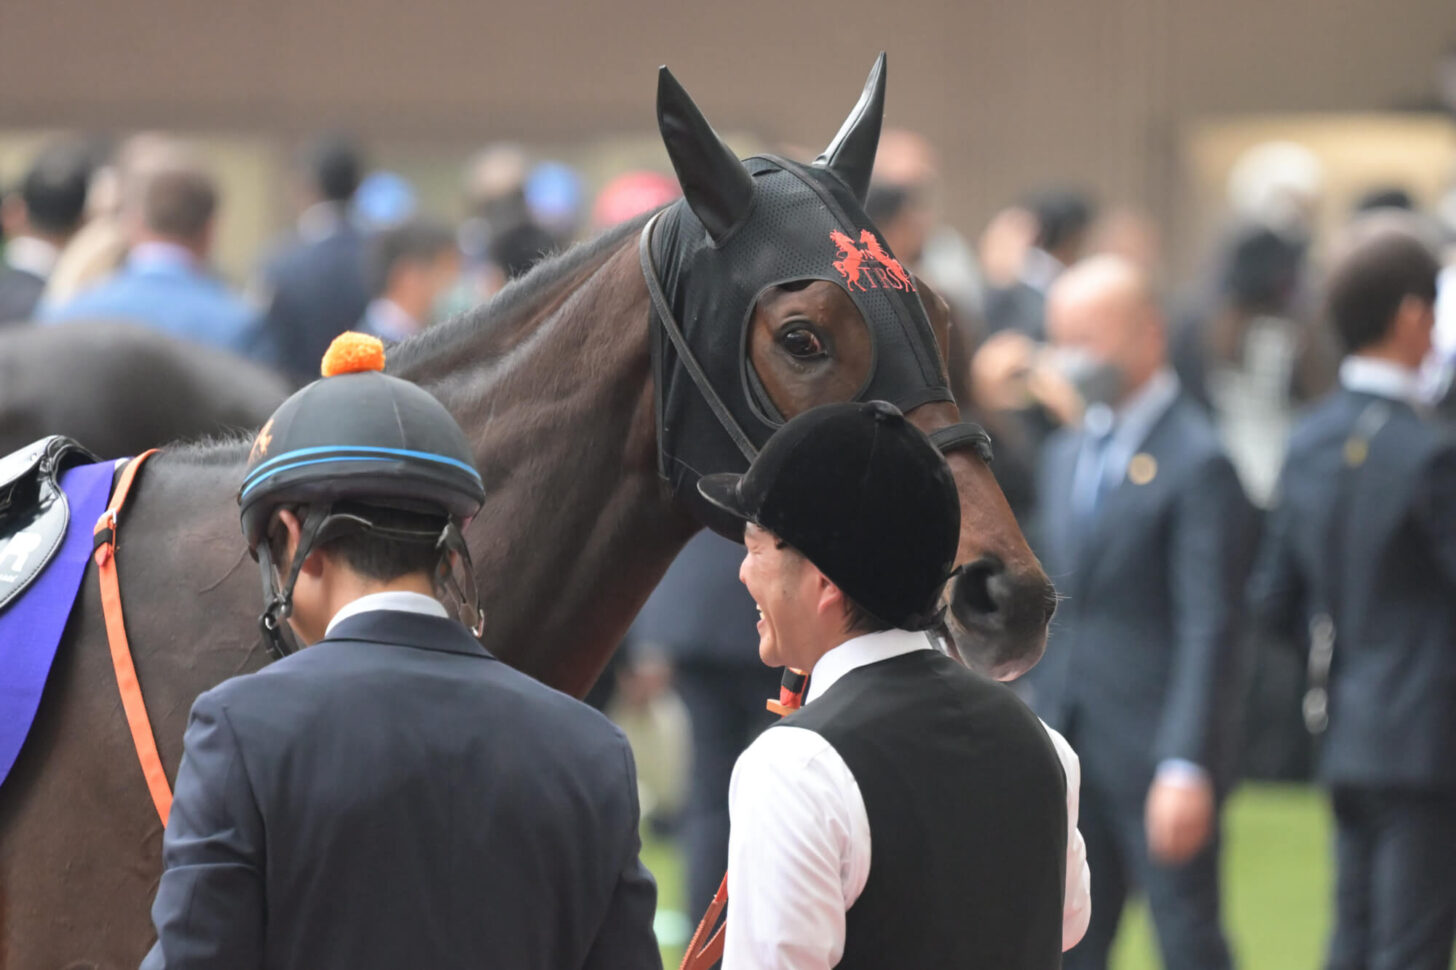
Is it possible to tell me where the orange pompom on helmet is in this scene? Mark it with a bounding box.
[239,333,485,656]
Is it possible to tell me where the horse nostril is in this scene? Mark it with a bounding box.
[951,557,1002,622]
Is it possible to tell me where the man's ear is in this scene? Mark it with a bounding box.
[271,506,326,579]
[1394,294,1435,342]
[814,571,847,622]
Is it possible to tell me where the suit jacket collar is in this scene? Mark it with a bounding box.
[322,609,494,661]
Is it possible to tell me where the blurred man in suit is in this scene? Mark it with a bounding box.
[984,189,1096,341]
[0,140,91,323]
[1024,255,1252,970]
[254,136,370,378]
[40,149,259,357]
[1248,216,1456,970]
[358,217,460,343]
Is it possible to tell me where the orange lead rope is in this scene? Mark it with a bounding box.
[92,449,171,827]
[679,666,809,970]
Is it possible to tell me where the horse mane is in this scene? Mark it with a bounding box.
[165,210,659,468]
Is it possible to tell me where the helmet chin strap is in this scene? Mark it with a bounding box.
[435,522,485,638]
[256,505,330,660]
[256,506,485,661]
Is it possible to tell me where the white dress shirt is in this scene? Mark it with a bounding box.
[324,590,448,636]
[1339,354,1424,405]
[3,235,59,280]
[723,630,1091,969]
[360,298,423,343]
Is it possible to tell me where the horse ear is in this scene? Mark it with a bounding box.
[657,66,755,244]
[814,52,887,204]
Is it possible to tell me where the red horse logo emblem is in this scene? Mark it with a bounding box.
[829,229,916,293]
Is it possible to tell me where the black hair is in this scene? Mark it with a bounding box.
[318,503,449,582]
[1353,186,1415,215]
[843,596,893,636]
[366,217,458,298]
[267,503,448,584]
[1325,221,1439,353]
[305,135,363,203]
[490,219,557,280]
[864,182,917,227]
[1221,225,1305,312]
[20,141,92,236]
[1027,188,1095,255]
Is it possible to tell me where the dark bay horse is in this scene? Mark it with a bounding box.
[0,322,293,458]
[0,57,1056,968]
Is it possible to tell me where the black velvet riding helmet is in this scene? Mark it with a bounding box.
[698,400,960,630]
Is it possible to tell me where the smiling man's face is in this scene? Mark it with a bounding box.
[739,523,822,670]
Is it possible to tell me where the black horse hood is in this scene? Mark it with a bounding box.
[647,54,954,536]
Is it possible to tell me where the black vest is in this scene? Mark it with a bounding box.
[782,650,1066,969]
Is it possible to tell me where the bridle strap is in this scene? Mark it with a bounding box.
[928,422,994,463]
[640,213,760,463]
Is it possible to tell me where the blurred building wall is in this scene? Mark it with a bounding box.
[0,0,1451,262]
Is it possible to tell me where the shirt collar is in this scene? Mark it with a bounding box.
[325,590,448,636]
[3,236,59,279]
[1019,246,1064,293]
[298,201,353,244]
[1339,355,1423,404]
[805,628,934,704]
[1084,367,1179,448]
[363,298,421,342]
[127,241,198,273]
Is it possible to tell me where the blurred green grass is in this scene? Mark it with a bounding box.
[645,782,1338,970]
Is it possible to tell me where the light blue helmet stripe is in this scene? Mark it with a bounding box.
[242,445,482,497]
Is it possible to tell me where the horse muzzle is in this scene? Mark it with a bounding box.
[942,555,1057,681]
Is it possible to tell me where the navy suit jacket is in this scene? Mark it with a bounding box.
[629,530,761,666]
[143,610,661,970]
[1247,388,1456,789]
[256,223,369,379]
[1025,394,1253,797]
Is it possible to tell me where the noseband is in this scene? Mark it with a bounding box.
[638,214,994,467]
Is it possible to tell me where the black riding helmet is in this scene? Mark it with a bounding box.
[238,333,486,657]
[698,400,960,631]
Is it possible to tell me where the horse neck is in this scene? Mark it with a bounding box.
[398,240,698,695]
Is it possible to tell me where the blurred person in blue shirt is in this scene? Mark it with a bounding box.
[357,218,460,344]
[40,149,260,358]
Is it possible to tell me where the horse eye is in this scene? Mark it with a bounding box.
[781,327,826,359]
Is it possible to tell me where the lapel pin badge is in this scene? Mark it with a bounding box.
[1343,437,1369,467]
[1127,453,1158,486]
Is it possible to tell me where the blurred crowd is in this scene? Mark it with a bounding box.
[3,123,1455,968]
[0,133,684,379]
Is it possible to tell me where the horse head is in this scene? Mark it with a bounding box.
[648,53,1055,679]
